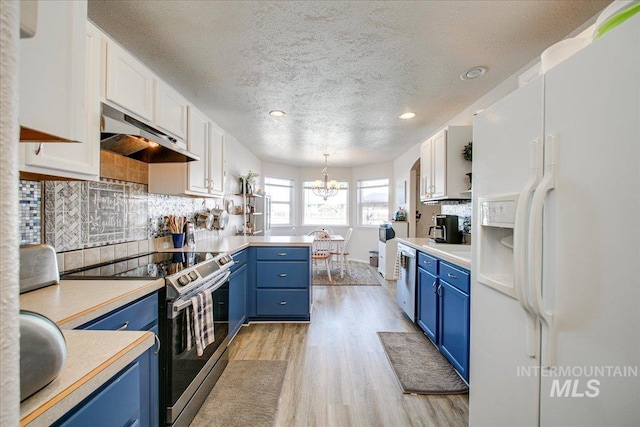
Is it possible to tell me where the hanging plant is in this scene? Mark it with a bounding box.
[462,142,473,161]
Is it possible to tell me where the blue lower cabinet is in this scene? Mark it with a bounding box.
[54,347,156,427]
[74,292,160,425]
[249,246,312,321]
[256,289,309,317]
[415,250,471,383]
[438,280,470,382]
[417,267,438,343]
[229,263,248,340]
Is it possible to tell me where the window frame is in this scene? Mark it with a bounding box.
[356,178,390,227]
[302,180,349,226]
[264,176,295,227]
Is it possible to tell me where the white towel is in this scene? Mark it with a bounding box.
[190,291,215,356]
[394,250,402,279]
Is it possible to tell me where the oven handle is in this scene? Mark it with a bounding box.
[171,270,231,314]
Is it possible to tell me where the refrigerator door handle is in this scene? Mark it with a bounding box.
[528,135,557,368]
[514,139,543,358]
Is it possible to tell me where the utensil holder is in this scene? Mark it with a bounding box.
[172,233,185,248]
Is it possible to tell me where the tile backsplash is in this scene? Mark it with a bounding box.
[19,178,223,271]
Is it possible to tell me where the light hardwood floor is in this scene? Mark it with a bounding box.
[227,272,469,427]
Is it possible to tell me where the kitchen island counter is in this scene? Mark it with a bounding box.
[397,238,471,270]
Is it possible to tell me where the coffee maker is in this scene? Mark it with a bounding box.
[428,214,461,244]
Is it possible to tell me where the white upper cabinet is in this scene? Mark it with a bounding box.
[105,39,154,121]
[19,19,101,181]
[420,126,472,202]
[154,80,188,140]
[149,106,225,198]
[187,107,211,194]
[208,123,225,196]
[20,0,87,143]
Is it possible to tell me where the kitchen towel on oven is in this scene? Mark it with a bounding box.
[190,291,215,356]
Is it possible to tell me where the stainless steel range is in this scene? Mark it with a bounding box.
[62,250,234,426]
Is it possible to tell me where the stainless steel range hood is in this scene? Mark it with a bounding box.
[100,103,199,163]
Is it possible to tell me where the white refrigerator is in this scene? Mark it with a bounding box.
[470,15,639,427]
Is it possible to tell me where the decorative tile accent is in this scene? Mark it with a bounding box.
[19,180,41,245]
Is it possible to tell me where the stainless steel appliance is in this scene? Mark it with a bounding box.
[62,250,234,426]
[396,243,416,321]
[428,214,461,243]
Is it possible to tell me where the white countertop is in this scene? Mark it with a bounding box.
[20,330,154,427]
[162,235,313,254]
[397,238,472,270]
[20,278,165,329]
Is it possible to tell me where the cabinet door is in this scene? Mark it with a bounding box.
[187,107,210,195]
[438,280,470,381]
[229,264,247,340]
[417,267,439,343]
[208,124,225,196]
[19,0,86,143]
[420,139,432,200]
[431,129,447,199]
[20,19,100,181]
[105,40,154,121]
[154,80,188,140]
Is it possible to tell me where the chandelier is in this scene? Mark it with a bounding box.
[312,154,340,201]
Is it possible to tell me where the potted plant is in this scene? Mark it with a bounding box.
[462,142,472,162]
[244,170,259,194]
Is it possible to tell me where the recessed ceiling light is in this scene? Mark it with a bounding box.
[269,110,286,117]
[460,66,488,80]
[399,112,416,120]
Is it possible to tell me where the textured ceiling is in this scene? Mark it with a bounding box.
[88,0,609,167]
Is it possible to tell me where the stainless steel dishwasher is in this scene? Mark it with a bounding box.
[396,243,416,321]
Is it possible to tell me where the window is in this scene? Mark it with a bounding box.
[264,177,294,225]
[357,178,389,226]
[302,181,348,225]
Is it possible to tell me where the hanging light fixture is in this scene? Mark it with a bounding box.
[312,154,340,201]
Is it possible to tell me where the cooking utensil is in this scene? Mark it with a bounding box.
[211,204,229,230]
[196,212,214,230]
[20,310,66,401]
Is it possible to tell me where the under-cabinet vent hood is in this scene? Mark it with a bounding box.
[100,103,199,163]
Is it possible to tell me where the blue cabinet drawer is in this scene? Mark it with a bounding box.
[79,293,158,331]
[256,289,309,316]
[418,252,438,275]
[256,247,309,261]
[256,261,309,288]
[231,249,248,273]
[439,262,470,294]
[56,361,141,426]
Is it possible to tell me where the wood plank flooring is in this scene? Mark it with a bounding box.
[227,275,469,427]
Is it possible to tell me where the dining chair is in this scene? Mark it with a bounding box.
[309,230,332,282]
[330,227,353,278]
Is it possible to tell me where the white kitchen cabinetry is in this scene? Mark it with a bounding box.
[420,126,472,202]
[105,38,154,122]
[154,80,188,140]
[19,0,87,143]
[148,106,225,197]
[19,19,101,181]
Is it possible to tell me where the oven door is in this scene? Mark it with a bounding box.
[165,273,229,425]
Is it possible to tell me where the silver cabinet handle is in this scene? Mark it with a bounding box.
[432,281,437,293]
[277,301,287,305]
[447,273,457,279]
[278,273,287,277]
[154,334,161,355]
[437,285,442,297]
[277,253,287,256]
[117,321,129,331]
